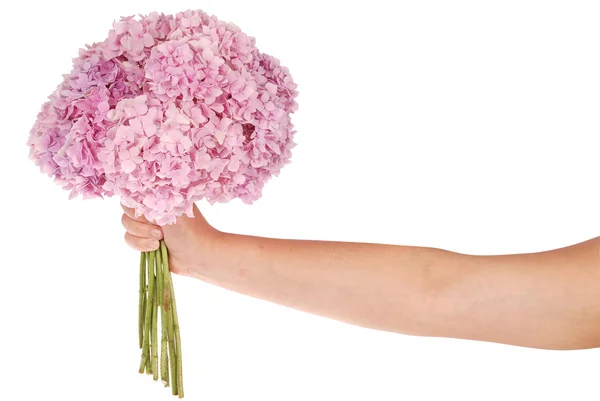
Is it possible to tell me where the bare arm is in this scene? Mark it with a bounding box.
[191,233,600,350]
[431,237,600,350]
[122,205,600,350]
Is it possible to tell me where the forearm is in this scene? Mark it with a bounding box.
[192,232,469,336]
[192,231,600,350]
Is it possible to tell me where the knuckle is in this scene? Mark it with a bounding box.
[135,221,153,238]
[124,233,140,251]
[125,232,157,252]
[146,224,159,238]
[121,213,129,229]
[121,204,134,219]
[124,232,133,247]
[122,214,151,238]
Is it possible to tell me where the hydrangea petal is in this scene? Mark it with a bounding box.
[27,8,299,226]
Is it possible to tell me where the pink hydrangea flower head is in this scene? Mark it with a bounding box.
[27,9,299,225]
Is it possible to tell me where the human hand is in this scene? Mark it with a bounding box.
[121,202,220,277]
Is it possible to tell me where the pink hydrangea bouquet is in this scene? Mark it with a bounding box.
[27,9,298,398]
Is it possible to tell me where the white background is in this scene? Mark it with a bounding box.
[2,0,600,400]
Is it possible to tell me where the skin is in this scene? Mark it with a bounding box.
[122,203,600,350]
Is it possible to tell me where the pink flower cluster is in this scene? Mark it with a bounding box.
[28,10,298,225]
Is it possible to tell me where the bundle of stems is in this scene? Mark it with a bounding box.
[138,240,184,398]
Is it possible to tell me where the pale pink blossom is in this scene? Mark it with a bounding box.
[28,9,298,225]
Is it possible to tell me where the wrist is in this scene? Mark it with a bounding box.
[188,226,230,281]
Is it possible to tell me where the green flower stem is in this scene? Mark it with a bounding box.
[138,242,183,397]
[161,241,184,398]
[168,295,178,396]
[143,251,156,375]
[156,249,170,387]
[172,291,183,398]
[161,241,179,396]
[139,252,153,373]
[143,285,149,374]
[139,252,146,349]
[151,250,159,381]
[156,246,164,308]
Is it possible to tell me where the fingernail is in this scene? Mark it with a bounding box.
[148,239,159,250]
[151,229,162,239]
